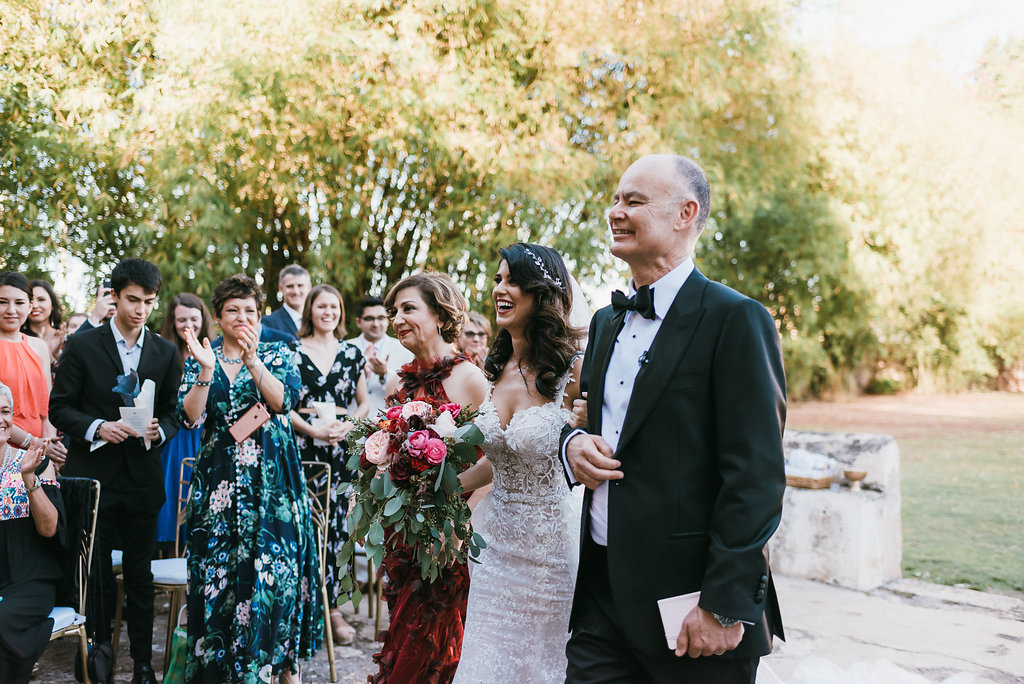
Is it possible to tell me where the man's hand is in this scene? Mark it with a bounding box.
[97,421,139,444]
[566,432,622,490]
[44,438,68,466]
[144,418,162,443]
[364,344,388,378]
[88,284,115,326]
[675,606,744,658]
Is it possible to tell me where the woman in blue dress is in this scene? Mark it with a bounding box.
[178,275,322,684]
[155,293,215,549]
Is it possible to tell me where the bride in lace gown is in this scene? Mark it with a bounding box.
[455,243,587,683]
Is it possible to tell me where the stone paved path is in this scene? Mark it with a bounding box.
[35,573,1024,682]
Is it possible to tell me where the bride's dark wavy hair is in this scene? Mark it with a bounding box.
[484,243,585,399]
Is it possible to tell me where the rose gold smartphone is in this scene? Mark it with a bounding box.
[228,402,271,442]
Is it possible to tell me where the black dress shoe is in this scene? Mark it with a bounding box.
[132,662,158,684]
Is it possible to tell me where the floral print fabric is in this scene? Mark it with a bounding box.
[177,341,323,683]
[0,446,59,521]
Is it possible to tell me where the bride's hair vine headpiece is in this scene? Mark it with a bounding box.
[522,246,564,289]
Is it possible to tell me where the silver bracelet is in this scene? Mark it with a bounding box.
[20,433,33,449]
[26,475,43,494]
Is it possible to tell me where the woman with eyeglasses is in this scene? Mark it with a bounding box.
[178,275,321,684]
[457,311,492,369]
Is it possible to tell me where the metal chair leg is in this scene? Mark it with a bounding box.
[111,576,125,670]
[78,625,92,684]
[164,590,181,676]
[324,585,337,682]
[374,565,384,640]
[366,560,374,619]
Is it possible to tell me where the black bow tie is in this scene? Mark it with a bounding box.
[611,286,656,320]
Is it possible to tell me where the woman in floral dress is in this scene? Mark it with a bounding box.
[290,284,369,645]
[178,275,322,684]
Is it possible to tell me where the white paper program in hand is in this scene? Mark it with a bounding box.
[657,590,701,650]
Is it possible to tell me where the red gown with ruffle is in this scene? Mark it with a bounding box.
[370,354,477,684]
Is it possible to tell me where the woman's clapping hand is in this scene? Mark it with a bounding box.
[182,327,216,370]
[19,441,45,475]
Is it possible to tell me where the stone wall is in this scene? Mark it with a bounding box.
[768,431,902,591]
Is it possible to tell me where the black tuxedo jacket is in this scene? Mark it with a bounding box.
[562,269,786,659]
[261,307,298,339]
[50,322,182,493]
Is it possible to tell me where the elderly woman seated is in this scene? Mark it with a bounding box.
[0,381,66,684]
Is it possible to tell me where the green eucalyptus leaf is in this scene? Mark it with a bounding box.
[441,464,461,494]
[383,496,403,517]
[369,474,384,497]
[454,422,484,446]
[368,521,385,546]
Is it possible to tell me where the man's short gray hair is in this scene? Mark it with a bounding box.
[279,264,310,282]
[673,156,710,233]
[0,381,12,406]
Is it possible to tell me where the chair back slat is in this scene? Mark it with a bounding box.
[55,477,101,614]
[174,456,195,557]
[300,461,331,575]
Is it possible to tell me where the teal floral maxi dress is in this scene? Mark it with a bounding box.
[178,341,323,683]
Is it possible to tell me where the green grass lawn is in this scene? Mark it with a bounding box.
[789,394,1024,597]
[898,433,1024,595]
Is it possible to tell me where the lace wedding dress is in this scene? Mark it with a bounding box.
[453,372,583,683]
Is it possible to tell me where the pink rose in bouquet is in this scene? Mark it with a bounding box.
[438,402,461,417]
[363,430,392,467]
[386,405,404,420]
[401,400,434,421]
[407,429,430,456]
[423,438,447,465]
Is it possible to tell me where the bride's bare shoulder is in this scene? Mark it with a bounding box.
[446,360,488,409]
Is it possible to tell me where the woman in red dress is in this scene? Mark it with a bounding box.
[374,273,487,684]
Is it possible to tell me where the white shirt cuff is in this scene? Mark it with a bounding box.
[85,419,104,443]
[560,428,587,487]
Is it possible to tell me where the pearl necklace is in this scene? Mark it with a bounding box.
[216,347,244,365]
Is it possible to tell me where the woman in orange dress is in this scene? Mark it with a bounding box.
[0,273,56,452]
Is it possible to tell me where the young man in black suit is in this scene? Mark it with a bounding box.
[51,258,181,684]
[260,263,310,339]
[561,155,786,683]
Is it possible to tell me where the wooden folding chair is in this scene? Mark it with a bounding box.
[302,460,337,682]
[49,477,101,684]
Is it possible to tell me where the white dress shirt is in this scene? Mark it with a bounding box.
[86,321,165,445]
[345,333,414,415]
[564,257,694,545]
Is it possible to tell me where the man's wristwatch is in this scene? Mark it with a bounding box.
[712,612,739,628]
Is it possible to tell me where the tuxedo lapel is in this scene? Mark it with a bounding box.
[136,328,158,382]
[98,323,125,376]
[615,271,708,454]
[587,308,626,436]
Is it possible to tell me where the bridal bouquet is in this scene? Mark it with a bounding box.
[337,398,487,596]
